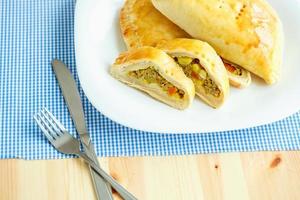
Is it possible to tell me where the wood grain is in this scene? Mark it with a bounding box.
[1,151,300,200]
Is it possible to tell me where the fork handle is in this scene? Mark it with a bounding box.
[79,153,138,200]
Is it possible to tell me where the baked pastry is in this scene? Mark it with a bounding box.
[120,0,251,88]
[152,0,283,84]
[110,46,195,110]
[157,39,230,108]
[222,59,252,88]
[119,0,190,49]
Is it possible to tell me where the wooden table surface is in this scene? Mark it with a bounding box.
[1,151,300,200]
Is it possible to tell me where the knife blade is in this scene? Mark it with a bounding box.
[51,59,113,200]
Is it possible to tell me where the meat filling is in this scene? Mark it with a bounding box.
[174,56,221,97]
[128,67,185,99]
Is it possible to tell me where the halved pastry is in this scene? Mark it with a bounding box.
[110,46,195,110]
[157,39,230,108]
[120,0,190,49]
[222,59,252,88]
[152,0,283,84]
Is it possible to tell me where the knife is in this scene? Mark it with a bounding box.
[51,59,113,200]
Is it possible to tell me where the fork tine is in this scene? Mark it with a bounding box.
[38,112,59,139]
[43,108,66,133]
[41,108,63,136]
[34,114,55,142]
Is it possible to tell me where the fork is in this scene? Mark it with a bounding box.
[34,108,138,200]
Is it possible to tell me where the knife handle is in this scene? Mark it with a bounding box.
[86,144,113,200]
[79,153,138,200]
[89,165,113,200]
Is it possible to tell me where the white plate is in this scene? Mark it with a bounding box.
[75,0,300,133]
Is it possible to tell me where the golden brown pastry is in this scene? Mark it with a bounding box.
[157,39,230,108]
[110,46,195,110]
[152,0,283,84]
[119,0,190,49]
[120,0,252,88]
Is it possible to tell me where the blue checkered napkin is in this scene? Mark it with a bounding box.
[0,0,300,160]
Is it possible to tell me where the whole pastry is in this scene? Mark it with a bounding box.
[152,0,283,84]
[120,0,189,49]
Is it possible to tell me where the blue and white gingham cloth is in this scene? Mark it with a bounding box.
[0,0,300,160]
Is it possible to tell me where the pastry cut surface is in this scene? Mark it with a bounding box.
[157,39,230,108]
[110,46,195,110]
[222,59,252,88]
